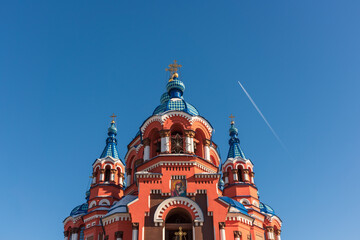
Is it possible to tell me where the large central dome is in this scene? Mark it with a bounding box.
[152,74,199,116]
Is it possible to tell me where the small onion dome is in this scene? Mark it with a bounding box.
[260,202,276,215]
[70,202,88,216]
[108,122,117,135]
[229,122,238,136]
[160,92,170,104]
[166,78,185,98]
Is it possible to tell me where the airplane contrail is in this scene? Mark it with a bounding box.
[237,81,288,152]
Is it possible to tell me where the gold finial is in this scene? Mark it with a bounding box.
[229,114,235,124]
[165,60,182,79]
[110,113,117,123]
[174,227,187,240]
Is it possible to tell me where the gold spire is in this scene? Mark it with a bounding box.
[229,114,235,124]
[110,113,117,123]
[165,60,182,80]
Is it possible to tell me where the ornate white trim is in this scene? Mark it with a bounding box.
[140,112,213,135]
[142,160,216,173]
[89,200,97,208]
[92,156,124,168]
[154,197,204,223]
[83,214,105,223]
[226,212,254,226]
[102,213,131,225]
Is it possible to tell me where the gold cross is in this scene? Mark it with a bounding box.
[165,60,182,74]
[110,113,117,123]
[174,227,187,240]
[229,114,235,124]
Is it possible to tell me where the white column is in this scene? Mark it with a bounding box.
[204,139,211,161]
[92,173,96,184]
[126,169,131,186]
[185,136,191,152]
[71,233,78,240]
[219,222,226,240]
[132,223,139,240]
[232,169,238,181]
[224,172,229,184]
[244,169,250,182]
[110,169,115,181]
[276,230,281,240]
[119,174,123,185]
[250,172,255,184]
[144,145,150,161]
[267,227,275,240]
[160,130,170,153]
[100,169,105,182]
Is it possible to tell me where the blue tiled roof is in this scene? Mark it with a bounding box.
[260,202,276,215]
[100,122,124,164]
[227,122,245,159]
[153,77,199,116]
[219,196,248,215]
[70,203,88,216]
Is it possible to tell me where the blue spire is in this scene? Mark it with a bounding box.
[100,120,120,159]
[227,119,246,159]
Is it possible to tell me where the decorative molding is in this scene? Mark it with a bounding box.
[142,160,216,173]
[154,197,204,223]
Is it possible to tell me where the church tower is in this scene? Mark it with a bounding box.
[63,61,282,240]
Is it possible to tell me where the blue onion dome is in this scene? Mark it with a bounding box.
[229,121,238,136]
[166,78,185,98]
[153,74,199,116]
[70,202,88,216]
[160,92,170,104]
[108,122,117,135]
[260,202,276,215]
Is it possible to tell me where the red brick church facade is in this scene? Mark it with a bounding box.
[63,61,282,240]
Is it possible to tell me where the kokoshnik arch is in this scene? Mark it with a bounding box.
[63,61,282,240]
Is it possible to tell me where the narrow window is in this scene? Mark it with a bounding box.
[238,168,243,182]
[104,168,111,182]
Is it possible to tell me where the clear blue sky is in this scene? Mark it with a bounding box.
[1,1,359,239]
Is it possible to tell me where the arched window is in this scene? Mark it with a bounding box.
[237,167,243,182]
[194,129,205,158]
[104,166,111,182]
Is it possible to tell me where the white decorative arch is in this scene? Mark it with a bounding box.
[89,200,97,208]
[99,199,111,206]
[94,165,101,172]
[235,163,246,170]
[240,198,250,205]
[252,200,259,207]
[103,163,114,169]
[154,197,204,223]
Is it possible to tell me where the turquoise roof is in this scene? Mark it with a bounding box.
[153,77,199,116]
[100,122,122,162]
[219,196,248,215]
[227,121,245,159]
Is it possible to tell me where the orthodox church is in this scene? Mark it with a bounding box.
[63,61,282,240]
